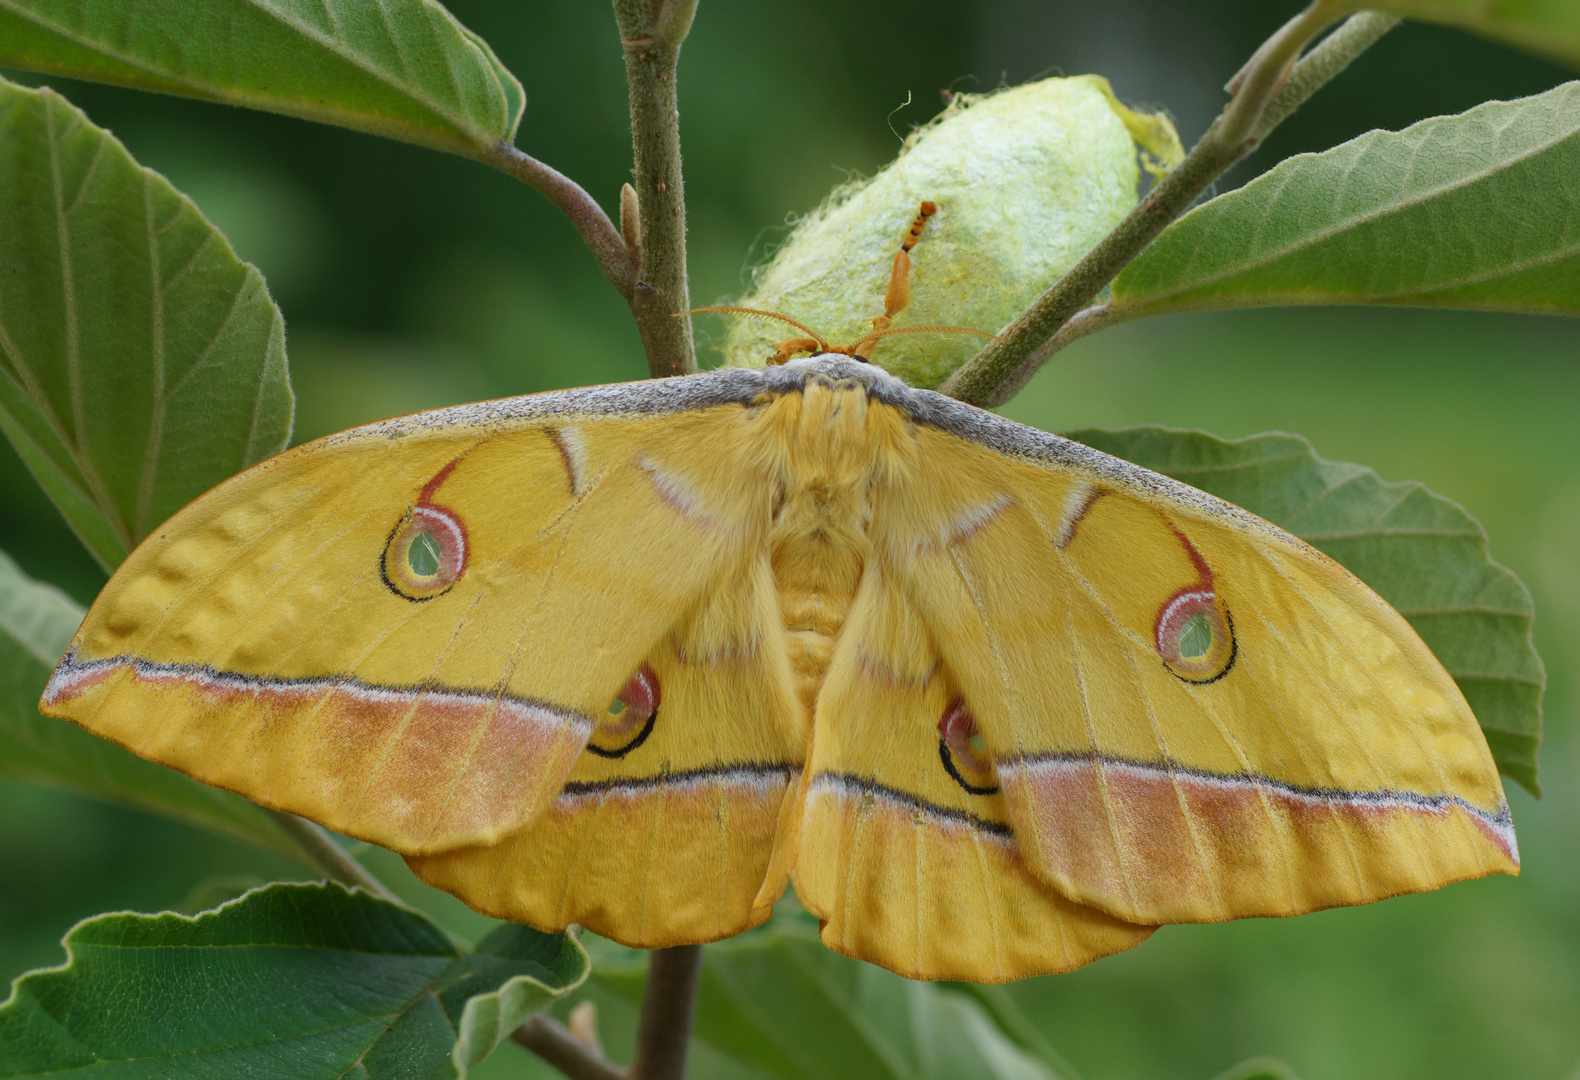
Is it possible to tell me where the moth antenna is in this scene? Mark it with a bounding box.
[851,323,994,361]
[874,200,938,332]
[899,201,939,256]
[866,324,994,339]
[686,305,829,349]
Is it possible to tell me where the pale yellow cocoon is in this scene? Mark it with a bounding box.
[720,76,1182,388]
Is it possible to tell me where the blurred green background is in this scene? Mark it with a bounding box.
[2,2,1577,1078]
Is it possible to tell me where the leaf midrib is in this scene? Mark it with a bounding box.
[1118,89,1580,305]
[44,91,132,556]
[130,228,254,540]
[1131,243,1580,310]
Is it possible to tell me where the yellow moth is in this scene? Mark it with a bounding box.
[40,204,1516,985]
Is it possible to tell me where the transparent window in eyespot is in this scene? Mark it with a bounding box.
[1179,613,1213,660]
[407,530,442,576]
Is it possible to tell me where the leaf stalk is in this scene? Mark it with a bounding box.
[629,944,704,1079]
[483,144,636,296]
[513,944,702,1080]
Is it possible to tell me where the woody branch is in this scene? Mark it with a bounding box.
[614,0,701,378]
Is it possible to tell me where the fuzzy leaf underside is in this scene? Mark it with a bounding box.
[1112,83,1580,323]
[0,0,523,157]
[0,76,293,571]
[1067,426,1542,796]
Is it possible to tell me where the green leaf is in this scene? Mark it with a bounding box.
[1209,1059,1303,1080]
[593,923,1067,1080]
[175,873,269,914]
[0,548,305,858]
[1110,83,1580,322]
[944,984,1085,1080]
[1064,426,1543,796]
[0,76,293,571]
[0,0,524,157]
[1363,0,1580,69]
[448,923,589,1075]
[0,882,587,1079]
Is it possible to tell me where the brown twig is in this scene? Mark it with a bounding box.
[630,945,704,1080]
[511,8,705,1074]
[512,946,703,1080]
[939,3,1398,407]
[512,1015,626,1080]
[613,0,700,378]
[263,810,404,904]
[482,144,635,297]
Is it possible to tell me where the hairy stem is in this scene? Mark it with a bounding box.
[1029,302,1122,359]
[512,1015,625,1080]
[630,945,704,1080]
[613,0,699,378]
[264,810,403,903]
[939,3,1396,407]
[1255,11,1402,138]
[482,144,634,297]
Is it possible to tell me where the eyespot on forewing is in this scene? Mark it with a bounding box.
[382,504,467,601]
[1156,588,1236,683]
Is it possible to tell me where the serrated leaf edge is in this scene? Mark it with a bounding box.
[450,939,591,1077]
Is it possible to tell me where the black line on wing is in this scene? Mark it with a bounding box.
[584,708,658,759]
[938,741,1000,796]
[559,761,800,798]
[812,771,1014,839]
[45,651,590,727]
[999,749,1513,829]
